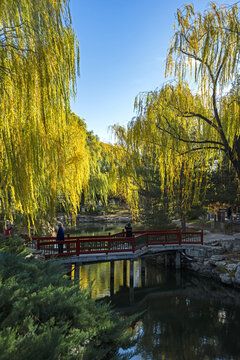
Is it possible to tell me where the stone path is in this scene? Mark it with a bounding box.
[203,230,239,244]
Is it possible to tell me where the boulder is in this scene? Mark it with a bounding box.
[215,261,227,267]
[226,263,237,272]
[219,274,232,285]
[209,255,225,265]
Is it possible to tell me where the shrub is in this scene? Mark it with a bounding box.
[0,237,132,359]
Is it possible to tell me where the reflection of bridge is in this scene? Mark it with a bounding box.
[27,229,203,265]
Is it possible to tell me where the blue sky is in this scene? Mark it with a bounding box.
[70,0,236,142]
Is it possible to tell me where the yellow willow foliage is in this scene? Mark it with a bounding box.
[165,3,240,179]
[0,0,85,224]
[57,114,90,214]
[113,83,219,216]
[166,3,240,100]
[113,3,240,214]
[85,132,119,205]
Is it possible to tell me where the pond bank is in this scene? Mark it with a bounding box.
[180,231,240,289]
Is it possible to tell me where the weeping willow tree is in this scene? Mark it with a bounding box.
[84,132,120,210]
[0,0,90,227]
[163,2,240,179]
[113,2,240,226]
[112,109,206,228]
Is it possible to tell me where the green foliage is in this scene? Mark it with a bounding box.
[186,205,207,221]
[0,237,133,359]
[204,157,240,207]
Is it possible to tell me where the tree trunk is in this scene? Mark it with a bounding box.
[181,213,186,232]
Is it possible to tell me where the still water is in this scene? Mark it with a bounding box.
[67,258,240,360]
[66,224,240,359]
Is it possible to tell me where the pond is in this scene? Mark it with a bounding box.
[66,258,240,360]
[66,222,145,237]
[64,224,240,359]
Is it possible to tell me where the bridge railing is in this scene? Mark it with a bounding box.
[28,229,203,258]
[146,230,203,245]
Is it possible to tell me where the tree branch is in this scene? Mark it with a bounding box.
[156,123,225,147]
[182,112,220,133]
[178,146,226,155]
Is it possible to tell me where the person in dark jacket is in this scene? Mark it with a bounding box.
[56,223,65,254]
[125,222,132,237]
[227,207,232,220]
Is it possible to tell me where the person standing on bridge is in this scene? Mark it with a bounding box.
[125,222,132,237]
[57,223,65,254]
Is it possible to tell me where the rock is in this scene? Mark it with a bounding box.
[209,255,225,265]
[235,266,240,279]
[219,274,232,285]
[226,263,237,272]
[232,277,240,286]
[190,263,201,272]
[215,261,227,267]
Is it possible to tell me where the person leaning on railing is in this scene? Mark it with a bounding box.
[56,223,65,254]
[125,222,132,237]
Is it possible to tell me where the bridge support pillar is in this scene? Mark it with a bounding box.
[141,258,146,287]
[130,259,134,288]
[175,270,181,286]
[110,261,115,297]
[129,259,134,305]
[164,254,169,267]
[175,252,181,269]
[123,260,127,287]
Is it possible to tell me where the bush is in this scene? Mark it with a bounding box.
[0,237,132,359]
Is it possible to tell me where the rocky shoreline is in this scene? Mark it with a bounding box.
[182,234,240,288]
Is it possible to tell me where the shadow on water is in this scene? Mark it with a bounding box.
[66,258,240,360]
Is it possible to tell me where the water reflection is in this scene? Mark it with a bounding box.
[67,260,240,359]
[70,259,148,299]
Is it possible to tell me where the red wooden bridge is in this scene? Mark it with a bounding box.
[27,229,203,260]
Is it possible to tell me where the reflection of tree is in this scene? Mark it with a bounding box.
[72,259,240,359]
[134,296,240,359]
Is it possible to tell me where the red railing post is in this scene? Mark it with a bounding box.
[37,238,40,250]
[76,239,80,256]
[67,233,70,253]
[107,232,111,254]
[201,230,203,245]
[132,237,135,253]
